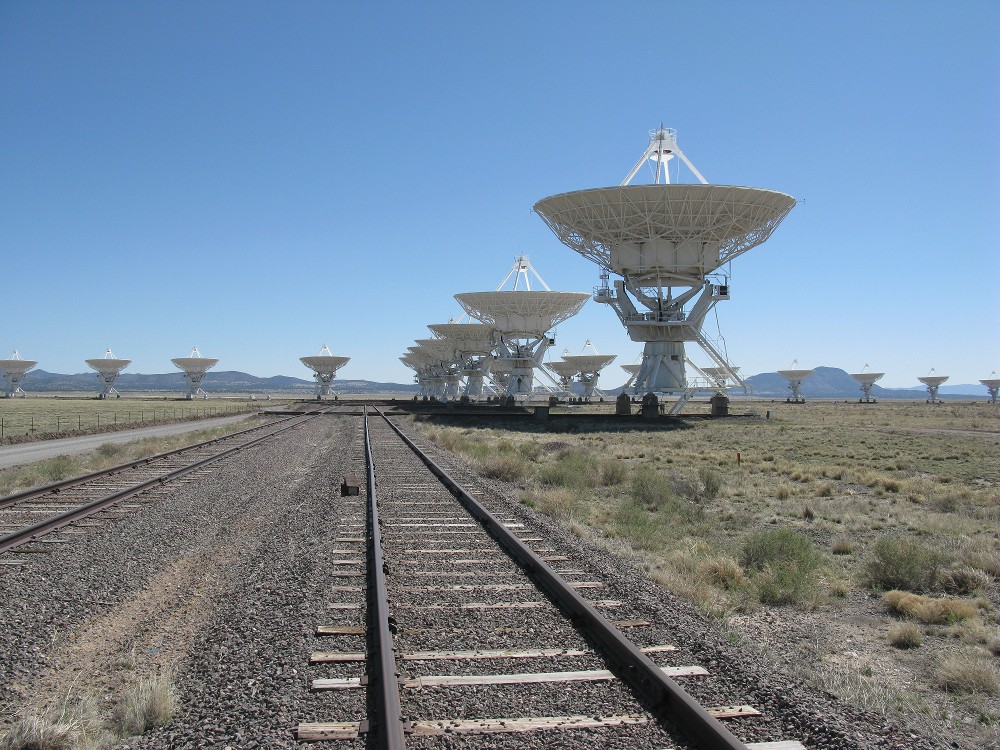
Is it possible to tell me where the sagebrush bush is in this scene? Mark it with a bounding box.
[630,467,678,511]
[538,449,595,489]
[96,442,125,459]
[740,529,821,605]
[599,459,628,485]
[831,535,854,555]
[862,536,948,592]
[697,466,723,500]
[476,455,527,482]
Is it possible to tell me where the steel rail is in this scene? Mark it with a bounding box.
[375,407,750,750]
[0,415,312,555]
[362,406,408,749]
[0,414,297,510]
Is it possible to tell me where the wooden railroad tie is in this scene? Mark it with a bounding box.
[340,475,360,496]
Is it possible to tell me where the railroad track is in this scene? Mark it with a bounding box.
[0,413,315,559]
[297,407,806,750]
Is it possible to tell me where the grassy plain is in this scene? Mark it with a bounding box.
[413,398,1000,748]
[0,395,279,442]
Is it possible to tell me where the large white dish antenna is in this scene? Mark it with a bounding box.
[300,344,350,398]
[85,348,132,398]
[546,360,580,377]
[454,291,588,338]
[0,350,37,398]
[171,346,219,399]
[982,372,1000,403]
[534,185,795,285]
[621,364,641,375]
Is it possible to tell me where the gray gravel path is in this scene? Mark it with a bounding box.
[0,414,253,469]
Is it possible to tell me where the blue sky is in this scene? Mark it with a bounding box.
[2,1,997,388]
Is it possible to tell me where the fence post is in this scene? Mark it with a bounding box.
[57,415,60,432]
[31,416,34,434]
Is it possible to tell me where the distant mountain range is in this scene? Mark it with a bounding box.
[15,370,419,395]
[7,366,988,399]
[739,366,985,399]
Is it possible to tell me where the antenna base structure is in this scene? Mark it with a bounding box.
[300,345,351,399]
[534,125,795,412]
[0,350,38,399]
[86,349,132,399]
[171,347,219,400]
[428,323,496,403]
[455,256,587,404]
[918,371,949,404]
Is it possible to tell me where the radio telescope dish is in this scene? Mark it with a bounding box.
[428,323,495,401]
[0,350,37,398]
[300,344,350,399]
[849,365,885,404]
[85,348,132,399]
[917,369,949,404]
[455,255,587,402]
[416,337,463,401]
[561,340,616,400]
[777,361,814,403]
[545,359,580,397]
[171,346,219,400]
[981,372,1000,404]
[534,124,795,409]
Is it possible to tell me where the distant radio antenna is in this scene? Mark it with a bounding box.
[300,344,350,400]
[917,368,949,404]
[777,360,814,404]
[171,346,219,400]
[981,371,1000,404]
[849,364,884,404]
[85,348,131,399]
[0,349,37,398]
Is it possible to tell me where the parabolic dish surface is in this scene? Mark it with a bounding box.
[85,358,132,375]
[300,355,350,372]
[533,184,795,279]
[171,358,219,373]
[621,364,641,374]
[918,376,949,386]
[415,338,456,361]
[427,324,494,352]
[546,361,581,376]
[562,354,617,370]
[981,379,1000,388]
[454,291,588,337]
[0,360,37,375]
[849,372,885,385]
[777,369,815,380]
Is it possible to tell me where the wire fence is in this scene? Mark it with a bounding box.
[0,403,262,439]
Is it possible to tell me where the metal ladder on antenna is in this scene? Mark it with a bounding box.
[667,388,699,416]
[695,331,744,387]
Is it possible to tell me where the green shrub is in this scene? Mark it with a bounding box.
[741,529,821,605]
[518,441,543,461]
[599,459,628,485]
[39,455,77,482]
[862,536,948,592]
[477,455,527,482]
[96,442,125,459]
[697,466,723,500]
[538,449,596,489]
[630,467,677,511]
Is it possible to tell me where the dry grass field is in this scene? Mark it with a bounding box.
[412,399,1000,749]
[0,395,273,442]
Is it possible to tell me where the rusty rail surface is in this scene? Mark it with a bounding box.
[363,406,409,749]
[374,407,749,750]
[0,415,312,555]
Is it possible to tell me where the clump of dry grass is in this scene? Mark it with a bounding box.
[936,652,999,695]
[883,590,979,624]
[889,623,923,649]
[831,535,854,555]
[0,692,110,750]
[111,673,178,736]
[534,488,578,519]
[699,556,749,590]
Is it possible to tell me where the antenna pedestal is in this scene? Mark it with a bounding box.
[635,342,687,393]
